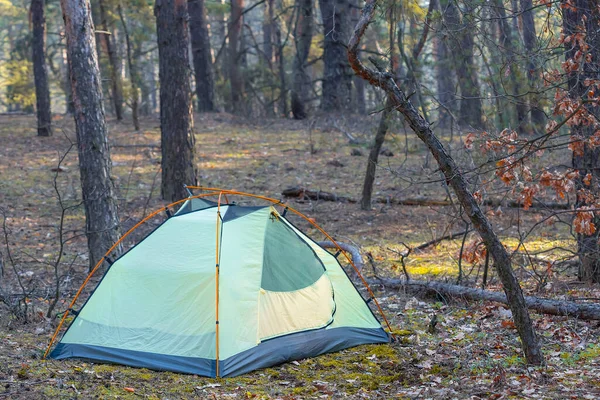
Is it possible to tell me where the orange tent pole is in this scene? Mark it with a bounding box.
[43,192,221,359]
[188,186,395,339]
[215,192,223,378]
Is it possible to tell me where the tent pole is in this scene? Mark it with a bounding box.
[215,192,224,378]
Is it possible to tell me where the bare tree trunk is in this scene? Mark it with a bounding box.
[275,21,288,117]
[349,0,543,365]
[494,0,528,134]
[440,0,483,130]
[189,0,215,112]
[433,35,454,131]
[60,0,122,270]
[564,0,600,283]
[350,0,365,114]
[155,0,197,201]
[318,0,352,111]
[520,0,545,132]
[31,0,52,137]
[97,0,124,121]
[291,0,313,119]
[229,0,245,113]
[361,98,392,210]
[117,3,140,130]
[262,0,275,116]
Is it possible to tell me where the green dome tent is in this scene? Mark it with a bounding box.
[45,188,392,378]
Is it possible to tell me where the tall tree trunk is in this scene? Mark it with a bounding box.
[441,0,483,129]
[229,0,245,113]
[59,0,122,270]
[349,0,543,365]
[520,0,545,132]
[563,0,600,283]
[361,98,392,209]
[433,34,455,131]
[155,0,197,201]
[350,0,365,114]
[117,3,140,130]
[31,0,52,137]
[97,0,124,121]
[291,0,313,119]
[275,21,287,117]
[318,0,352,111]
[494,0,528,134]
[189,0,215,112]
[262,0,275,116]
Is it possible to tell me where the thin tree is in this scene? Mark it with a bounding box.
[291,0,313,119]
[97,0,124,121]
[520,0,545,132]
[440,0,483,129]
[31,0,52,137]
[189,0,215,112]
[229,0,245,113]
[155,0,197,201]
[59,0,122,270]
[117,2,140,130]
[349,0,543,365]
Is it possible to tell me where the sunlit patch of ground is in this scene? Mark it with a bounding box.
[1,114,598,399]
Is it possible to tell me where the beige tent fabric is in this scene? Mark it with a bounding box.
[257,274,335,341]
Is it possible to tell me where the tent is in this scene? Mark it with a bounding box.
[45,188,392,377]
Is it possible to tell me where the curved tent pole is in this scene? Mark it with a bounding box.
[44,186,396,360]
[43,191,221,359]
[188,186,396,339]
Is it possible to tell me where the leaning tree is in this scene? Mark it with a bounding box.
[348,0,543,365]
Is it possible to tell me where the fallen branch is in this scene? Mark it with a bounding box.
[317,241,364,273]
[372,278,600,320]
[414,229,473,252]
[281,186,569,210]
[333,241,600,321]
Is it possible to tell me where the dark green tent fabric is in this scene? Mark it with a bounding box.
[261,215,325,292]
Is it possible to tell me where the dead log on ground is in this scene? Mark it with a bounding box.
[281,186,569,210]
[372,278,600,320]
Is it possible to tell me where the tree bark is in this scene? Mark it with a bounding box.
[361,99,392,210]
[60,0,122,270]
[117,3,140,130]
[520,0,545,132]
[433,33,455,131]
[189,0,215,112]
[97,0,124,121]
[155,0,197,201]
[229,0,245,113]
[31,0,53,137]
[291,0,313,119]
[440,0,483,130]
[318,0,353,111]
[348,0,543,365]
[494,0,528,134]
[563,0,600,283]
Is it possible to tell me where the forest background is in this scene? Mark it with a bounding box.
[1,0,600,398]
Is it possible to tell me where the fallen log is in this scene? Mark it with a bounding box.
[372,278,600,321]
[281,186,570,210]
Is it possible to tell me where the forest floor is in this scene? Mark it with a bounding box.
[1,113,600,399]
